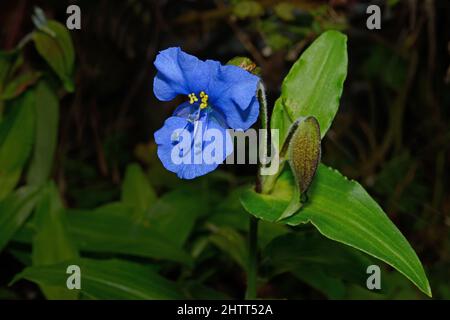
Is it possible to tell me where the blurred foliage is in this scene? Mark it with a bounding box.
[0,0,449,300]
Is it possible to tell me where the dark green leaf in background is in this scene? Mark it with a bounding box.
[0,186,42,252]
[121,163,156,219]
[0,91,35,200]
[27,80,59,186]
[208,225,247,270]
[0,71,41,101]
[32,182,79,299]
[147,188,205,247]
[13,258,184,299]
[14,202,193,266]
[265,232,375,299]
[33,20,75,92]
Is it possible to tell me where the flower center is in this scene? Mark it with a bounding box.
[188,91,209,109]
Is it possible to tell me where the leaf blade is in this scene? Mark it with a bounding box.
[32,182,79,299]
[241,165,431,297]
[272,30,348,145]
[27,80,59,186]
[13,258,184,299]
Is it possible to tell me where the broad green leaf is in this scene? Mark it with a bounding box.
[241,164,432,297]
[13,258,184,299]
[241,170,294,222]
[270,99,291,148]
[14,202,193,266]
[33,20,75,91]
[271,30,348,144]
[0,186,42,252]
[147,188,204,247]
[0,92,35,200]
[32,182,79,299]
[69,205,192,265]
[27,81,59,185]
[121,163,156,218]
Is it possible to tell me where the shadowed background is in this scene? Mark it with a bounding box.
[0,0,449,299]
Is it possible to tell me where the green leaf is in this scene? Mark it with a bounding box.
[121,163,156,218]
[270,99,291,148]
[0,91,35,200]
[32,182,79,299]
[33,20,75,91]
[0,186,42,252]
[0,50,18,91]
[241,169,294,222]
[274,2,295,21]
[147,188,204,247]
[0,71,41,101]
[13,258,184,299]
[265,232,375,299]
[69,205,193,265]
[27,81,59,185]
[14,202,193,266]
[271,30,348,144]
[241,165,432,297]
[233,1,264,19]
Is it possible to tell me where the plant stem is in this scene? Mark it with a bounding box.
[246,81,265,299]
[245,216,258,299]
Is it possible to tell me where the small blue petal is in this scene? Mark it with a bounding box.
[153,47,219,101]
[206,64,260,130]
[220,95,260,131]
[154,112,233,180]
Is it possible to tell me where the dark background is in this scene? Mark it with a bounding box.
[0,0,449,299]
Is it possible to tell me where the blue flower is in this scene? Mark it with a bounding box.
[153,47,260,179]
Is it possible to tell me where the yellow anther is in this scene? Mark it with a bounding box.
[199,91,209,109]
[188,91,208,108]
[188,93,198,104]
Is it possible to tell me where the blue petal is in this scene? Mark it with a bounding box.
[172,102,197,118]
[218,95,260,131]
[154,112,232,180]
[206,64,260,130]
[153,47,219,101]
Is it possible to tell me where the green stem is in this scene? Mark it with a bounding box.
[245,216,258,299]
[246,82,266,299]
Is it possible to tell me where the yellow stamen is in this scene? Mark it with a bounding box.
[188,91,208,109]
[188,93,198,104]
[199,91,208,109]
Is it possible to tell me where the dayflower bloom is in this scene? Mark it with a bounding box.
[153,47,260,179]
